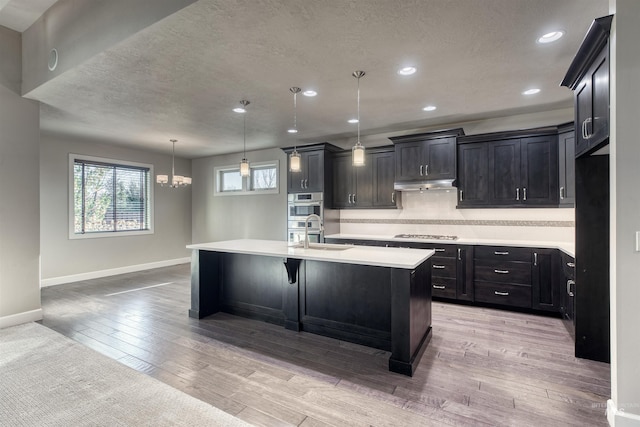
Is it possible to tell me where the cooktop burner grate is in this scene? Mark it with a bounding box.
[394,234,458,240]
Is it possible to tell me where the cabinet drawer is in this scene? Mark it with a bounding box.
[474,246,531,262]
[431,257,456,278]
[431,277,457,299]
[474,263,531,284]
[474,282,532,308]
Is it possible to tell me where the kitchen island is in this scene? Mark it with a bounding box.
[187,239,434,376]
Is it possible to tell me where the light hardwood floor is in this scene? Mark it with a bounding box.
[40,264,610,426]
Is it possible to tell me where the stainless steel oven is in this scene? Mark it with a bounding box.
[287,192,323,220]
[287,192,324,244]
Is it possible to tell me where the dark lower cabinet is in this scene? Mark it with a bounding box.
[455,245,474,301]
[474,245,532,309]
[474,282,532,308]
[559,251,576,339]
[531,248,560,312]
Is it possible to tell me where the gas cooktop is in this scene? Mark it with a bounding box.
[394,234,458,241]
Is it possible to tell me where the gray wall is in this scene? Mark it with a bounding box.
[192,148,287,243]
[40,133,192,280]
[0,27,41,326]
[609,1,640,424]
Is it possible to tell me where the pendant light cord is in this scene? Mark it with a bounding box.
[171,139,176,178]
[243,113,246,158]
[357,76,361,143]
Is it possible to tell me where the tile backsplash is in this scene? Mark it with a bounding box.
[337,191,575,243]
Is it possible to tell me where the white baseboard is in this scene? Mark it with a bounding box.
[0,309,43,329]
[40,257,190,287]
[608,399,640,426]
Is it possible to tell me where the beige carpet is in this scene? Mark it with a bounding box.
[0,322,250,426]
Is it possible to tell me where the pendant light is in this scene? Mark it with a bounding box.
[156,139,191,187]
[352,70,366,167]
[288,87,302,172]
[238,100,250,177]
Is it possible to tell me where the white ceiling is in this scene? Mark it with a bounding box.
[1,0,609,158]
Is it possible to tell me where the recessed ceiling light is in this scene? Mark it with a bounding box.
[348,118,359,124]
[302,90,317,97]
[423,105,437,112]
[537,31,565,44]
[287,128,298,134]
[233,107,246,113]
[522,88,541,95]
[397,66,417,76]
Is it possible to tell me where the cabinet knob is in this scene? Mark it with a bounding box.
[494,291,509,296]
[300,179,304,188]
[458,248,462,261]
[533,252,537,266]
[425,164,429,176]
[494,251,509,256]
[433,285,446,289]
[523,188,527,201]
[560,186,565,200]
[433,264,446,269]
[567,279,575,297]
[494,269,509,274]
[567,262,575,268]
[459,190,464,202]
[516,187,520,201]
[420,165,424,176]
[391,192,395,203]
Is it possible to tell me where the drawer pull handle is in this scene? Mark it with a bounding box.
[494,251,509,255]
[458,248,462,261]
[433,265,446,269]
[433,285,446,289]
[494,269,509,274]
[494,291,510,296]
[434,248,446,252]
[567,262,575,268]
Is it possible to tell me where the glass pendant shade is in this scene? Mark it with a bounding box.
[352,142,365,166]
[156,175,168,185]
[240,158,250,177]
[289,149,301,172]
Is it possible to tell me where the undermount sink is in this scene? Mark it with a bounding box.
[292,243,353,251]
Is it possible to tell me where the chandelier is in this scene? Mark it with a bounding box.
[156,139,191,187]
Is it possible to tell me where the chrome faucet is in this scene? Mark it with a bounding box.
[304,214,323,249]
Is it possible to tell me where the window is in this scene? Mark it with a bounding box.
[70,154,153,238]
[214,161,279,196]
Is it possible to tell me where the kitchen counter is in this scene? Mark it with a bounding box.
[187,239,434,269]
[187,239,434,376]
[324,233,575,258]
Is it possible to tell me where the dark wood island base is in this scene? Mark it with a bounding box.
[189,249,432,376]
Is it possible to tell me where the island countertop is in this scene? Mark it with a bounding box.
[187,239,434,269]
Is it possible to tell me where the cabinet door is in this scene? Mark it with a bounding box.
[532,249,559,312]
[332,156,353,208]
[371,151,396,207]
[305,151,325,192]
[558,130,576,206]
[488,139,520,205]
[288,164,305,193]
[575,79,592,156]
[425,137,456,180]
[590,48,609,146]
[354,156,373,207]
[395,141,423,181]
[457,143,489,206]
[456,245,474,301]
[520,136,558,205]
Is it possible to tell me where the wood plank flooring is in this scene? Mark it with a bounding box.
[40,264,610,426]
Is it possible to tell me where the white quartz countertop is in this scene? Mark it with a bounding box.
[325,234,575,258]
[187,239,435,269]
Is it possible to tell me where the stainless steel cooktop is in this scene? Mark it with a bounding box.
[394,234,458,241]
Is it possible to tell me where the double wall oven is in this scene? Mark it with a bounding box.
[287,192,324,244]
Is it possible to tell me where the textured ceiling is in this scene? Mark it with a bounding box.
[10,0,609,158]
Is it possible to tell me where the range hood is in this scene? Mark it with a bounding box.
[394,179,456,191]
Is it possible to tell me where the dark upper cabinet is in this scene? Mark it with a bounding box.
[332,153,373,208]
[457,142,489,207]
[283,143,341,197]
[561,15,613,158]
[575,46,609,156]
[371,150,397,207]
[332,147,396,209]
[458,129,559,208]
[390,129,464,183]
[488,138,520,204]
[558,124,576,206]
[520,136,559,205]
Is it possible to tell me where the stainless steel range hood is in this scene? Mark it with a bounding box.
[394,179,456,191]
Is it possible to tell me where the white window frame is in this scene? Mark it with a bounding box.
[68,153,154,239]
[214,160,279,196]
